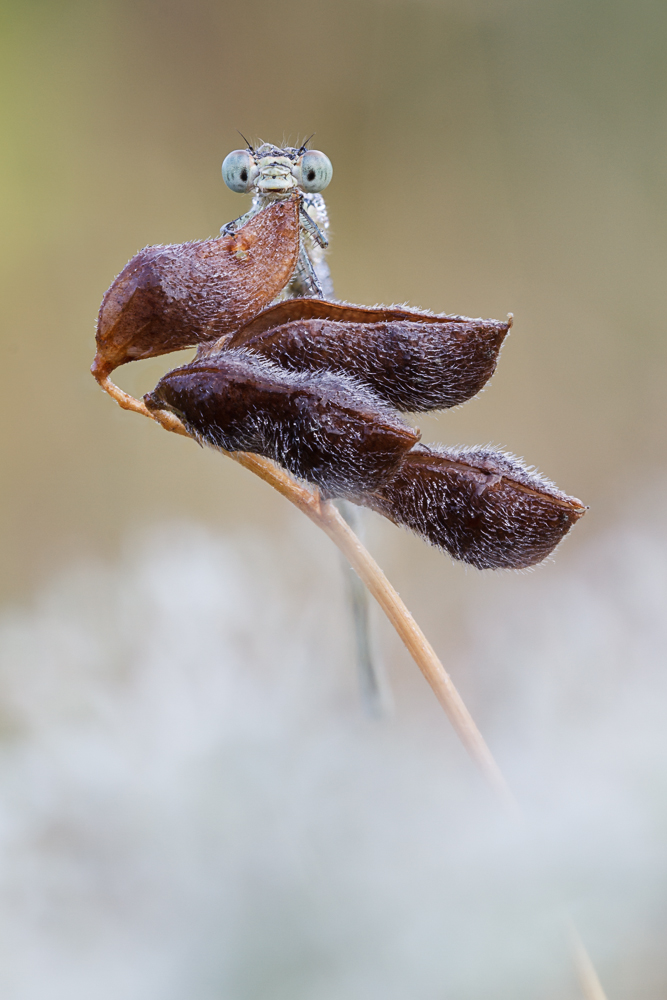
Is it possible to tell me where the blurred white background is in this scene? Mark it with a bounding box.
[1,498,666,997]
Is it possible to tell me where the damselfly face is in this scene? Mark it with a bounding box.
[222,142,333,198]
[221,140,333,299]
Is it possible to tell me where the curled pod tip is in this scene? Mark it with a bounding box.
[92,198,300,379]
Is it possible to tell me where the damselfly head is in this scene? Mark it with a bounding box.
[222,143,333,197]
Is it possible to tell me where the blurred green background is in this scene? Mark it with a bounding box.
[1,0,665,604]
[1,2,667,997]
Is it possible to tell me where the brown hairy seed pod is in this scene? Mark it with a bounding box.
[358,444,587,569]
[144,350,421,497]
[91,197,300,378]
[216,298,511,412]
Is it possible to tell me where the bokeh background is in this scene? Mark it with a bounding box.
[1,1,666,997]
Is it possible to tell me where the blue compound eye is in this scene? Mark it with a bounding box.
[299,150,333,192]
[222,150,255,193]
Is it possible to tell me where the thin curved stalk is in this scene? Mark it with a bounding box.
[569,922,610,1000]
[97,374,517,813]
[98,373,610,995]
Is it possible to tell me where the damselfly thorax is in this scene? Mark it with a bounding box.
[221,141,333,300]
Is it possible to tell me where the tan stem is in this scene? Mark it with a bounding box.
[312,498,518,812]
[97,372,613,989]
[97,374,518,809]
[568,923,610,1000]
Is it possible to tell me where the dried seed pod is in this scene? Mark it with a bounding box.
[92,198,300,378]
[219,298,511,411]
[144,350,421,497]
[359,444,587,569]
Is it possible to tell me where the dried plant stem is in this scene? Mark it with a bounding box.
[98,374,517,812]
[314,501,519,813]
[568,923,609,1000]
[98,377,606,1000]
[98,374,609,997]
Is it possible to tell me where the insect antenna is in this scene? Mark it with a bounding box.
[236,130,255,153]
[297,132,316,154]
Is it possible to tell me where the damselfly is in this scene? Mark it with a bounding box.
[221,136,388,711]
[221,137,334,300]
